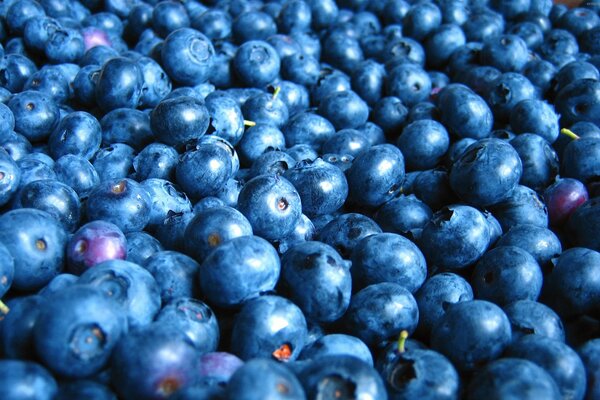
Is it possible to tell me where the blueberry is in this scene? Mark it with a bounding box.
[48,111,102,160]
[54,380,117,400]
[495,224,562,272]
[175,143,233,200]
[437,84,493,140]
[225,358,305,399]
[160,28,215,86]
[503,300,565,343]
[298,333,373,366]
[374,194,432,240]
[233,40,280,88]
[125,230,164,265]
[0,360,58,400]
[488,185,548,231]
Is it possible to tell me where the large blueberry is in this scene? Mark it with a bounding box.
[144,251,200,303]
[225,359,305,400]
[161,28,215,86]
[48,111,102,160]
[503,300,565,343]
[0,360,57,400]
[151,96,210,147]
[175,143,233,200]
[233,40,280,88]
[95,57,143,112]
[437,84,493,140]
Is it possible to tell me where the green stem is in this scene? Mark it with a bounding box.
[243,120,256,127]
[397,330,409,353]
[0,299,9,315]
[561,128,580,140]
[272,86,281,100]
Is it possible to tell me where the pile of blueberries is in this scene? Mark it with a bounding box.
[1,0,600,398]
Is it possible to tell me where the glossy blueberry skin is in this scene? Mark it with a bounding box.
[282,111,336,150]
[397,119,449,171]
[431,300,512,372]
[66,220,126,276]
[281,52,320,87]
[199,235,280,308]
[345,282,418,346]
[140,178,192,227]
[415,272,474,338]
[283,158,347,217]
[184,205,252,262]
[237,174,302,241]
[86,178,152,233]
[511,134,559,191]
[242,91,289,129]
[78,259,161,328]
[317,212,382,259]
[299,333,372,365]
[489,185,548,231]
[472,246,543,306]
[142,250,199,302]
[481,34,530,73]
[507,336,586,400]
[386,63,431,108]
[318,90,369,131]
[280,241,351,323]
[321,30,363,74]
[44,27,85,64]
[523,59,557,96]
[543,247,600,318]
[463,8,504,42]
[374,194,432,240]
[150,96,209,148]
[0,148,21,206]
[33,285,128,378]
[248,150,296,178]
[232,10,276,43]
[346,144,405,208]
[233,40,280,88]
[555,78,600,127]
[14,178,81,232]
[310,67,351,107]
[298,355,387,399]
[350,59,385,106]
[94,57,143,112]
[132,143,177,182]
[151,0,190,38]
[0,208,66,292]
[225,359,305,400]
[351,233,426,294]
[231,294,307,361]
[237,123,285,166]
[100,108,153,151]
[467,358,561,400]
[419,204,491,271]
[495,224,561,272]
[539,28,579,68]
[8,90,60,143]
[504,300,565,343]
[277,80,309,115]
[110,322,201,400]
[561,136,600,186]
[155,297,219,354]
[125,232,163,267]
[0,54,37,93]
[175,144,232,201]
[437,84,493,140]
[15,156,57,191]
[48,111,101,160]
[510,99,560,143]
[204,94,244,146]
[0,360,58,400]
[450,138,522,208]
[24,65,72,104]
[488,72,538,123]
[160,28,214,86]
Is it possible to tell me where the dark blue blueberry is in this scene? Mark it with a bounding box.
[281,52,320,87]
[193,8,231,40]
[37,273,78,298]
[33,285,128,378]
[53,154,99,198]
[230,294,307,361]
[155,297,219,353]
[184,205,252,261]
[233,40,280,88]
[310,67,351,106]
[424,23,466,70]
[510,99,560,143]
[237,174,302,241]
[280,240,351,323]
[204,93,244,146]
[382,348,459,400]
[151,0,190,38]
[72,64,101,107]
[242,90,289,129]
[463,8,505,42]
[0,360,57,400]
[507,21,544,50]
[511,132,559,190]
[555,79,600,127]
[132,143,178,182]
[552,61,600,96]
[160,28,215,86]
[351,232,426,293]
[8,90,60,143]
[557,6,599,37]
[450,138,522,208]
[175,143,233,200]
[24,65,71,104]
[489,185,548,231]
[86,178,152,233]
[415,272,474,338]
[503,300,565,343]
[371,96,408,137]
[266,34,303,59]
[232,10,276,43]
[374,194,432,240]
[297,355,386,400]
[54,380,116,400]
[403,1,441,41]
[344,282,418,346]
[150,96,209,148]
[276,80,309,115]
[495,224,561,272]
[78,258,161,328]
[350,59,385,106]
[346,143,405,208]
[523,58,557,95]
[0,294,43,359]
[0,54,37,93]
[285,144,318,164]
[0,208,66,292]
[482,34,530,72]
[299,333,372,365]
[110,322,201,400]
[318,90,368,131]
[419,204,490,271]
[386,63,431,108]
[437,84,493,140]
[275,212,315,254]
[543,247,600,318]
[506,335,586,400]
[15,155,57,191]
[321,30,363,74]
[14,178,81,232]
[136,56,172,109]
[431,300,512,372]
[95,57,143,112]
[225,358,305,399]
[539,28,579,68]
[0,148,21,206]
[488,72,538,123]
[283,158,348,217]
[277,1,311,34]
[472,246,543,306]
[248,149,296,178]
[397,119,449,171]
[578,339,600,400]
[199,235,280,308]
[317,212,381,259]
[6,0,47,35]
[92,143,135,181]
[141,178,192,227]
[282,111,335,150]
[100,107,152,151]
[48,110,101,160]
[466,358,561,400]
[125,231,164,266]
